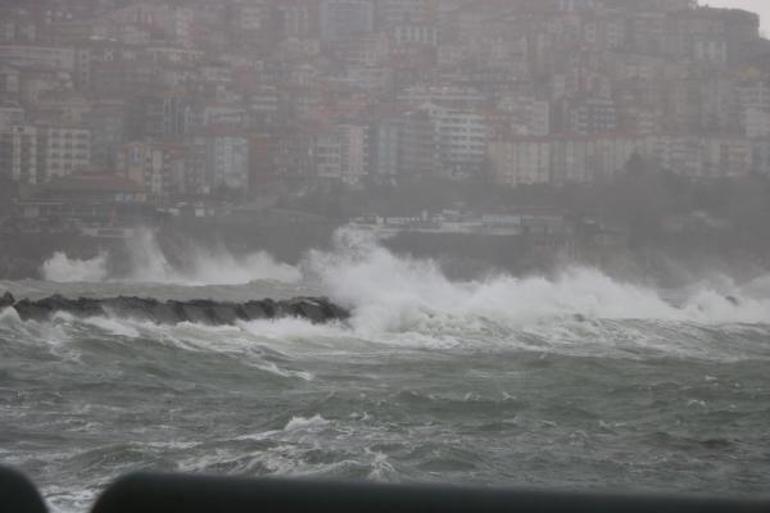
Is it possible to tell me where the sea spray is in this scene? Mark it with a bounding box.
[41,252,109,283]
[305,228,770,333]
[41,228,300,286]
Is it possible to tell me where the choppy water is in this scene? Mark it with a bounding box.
[2,229,770,512]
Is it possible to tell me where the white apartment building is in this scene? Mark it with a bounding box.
[1,125,40,185]
[489,138,551,186]
[315,124,369,185]
[0,125,90,185]
[489,134,651,187]
[423,103,488,177]
[650,135,753,179]
[43,126,90,179]
[209,135,250,190]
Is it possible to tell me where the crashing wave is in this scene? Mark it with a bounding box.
[41,252,109,283]
[304,229,770,333]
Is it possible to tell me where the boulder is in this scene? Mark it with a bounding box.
[288,298,327,324]
[260,299,277,318]
[102,297,158,322]
[149,301,183,324]
[72,297,105,318]
[210,304,240,325]
[0,291,14,309]
[240,301,268,321]
[317,297,349,322]
[166,301,190,323]
[35,294,71,314]
[180,301,215,324]
[13,299,54,322]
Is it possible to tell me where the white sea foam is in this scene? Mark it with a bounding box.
[284,414,330,431]
[79,316,142,338]
[42,252,108,283]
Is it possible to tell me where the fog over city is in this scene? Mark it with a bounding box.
[1,1,770,512]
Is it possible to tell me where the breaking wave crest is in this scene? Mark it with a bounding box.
[41,252,109,283]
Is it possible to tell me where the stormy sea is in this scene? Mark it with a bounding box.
[1,229,769,512]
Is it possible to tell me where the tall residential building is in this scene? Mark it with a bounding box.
[314,123,369,184]
[0,125,41,185]
[372,109,437,178]
[42,126,91,180]
[0,125,90,185]
[128,95,197,141]
[207,133,251,191]
[422,103,488,179]
[567,97,618,135]
[117,141,187,197]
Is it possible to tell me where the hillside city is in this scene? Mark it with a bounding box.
[1,0,770,279]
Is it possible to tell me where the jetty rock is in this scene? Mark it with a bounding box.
[3,295,349,326]
[0,291,14,309]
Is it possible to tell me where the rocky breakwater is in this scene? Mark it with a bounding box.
[0,292,349,326]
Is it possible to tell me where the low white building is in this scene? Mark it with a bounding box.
[489,133,651,187]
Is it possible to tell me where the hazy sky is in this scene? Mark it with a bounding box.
[705,0,770,33]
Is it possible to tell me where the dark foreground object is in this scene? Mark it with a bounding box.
[0,292,348,325]
[2,467,769,513]
[90,473,770,513]
[0,467,47,513]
